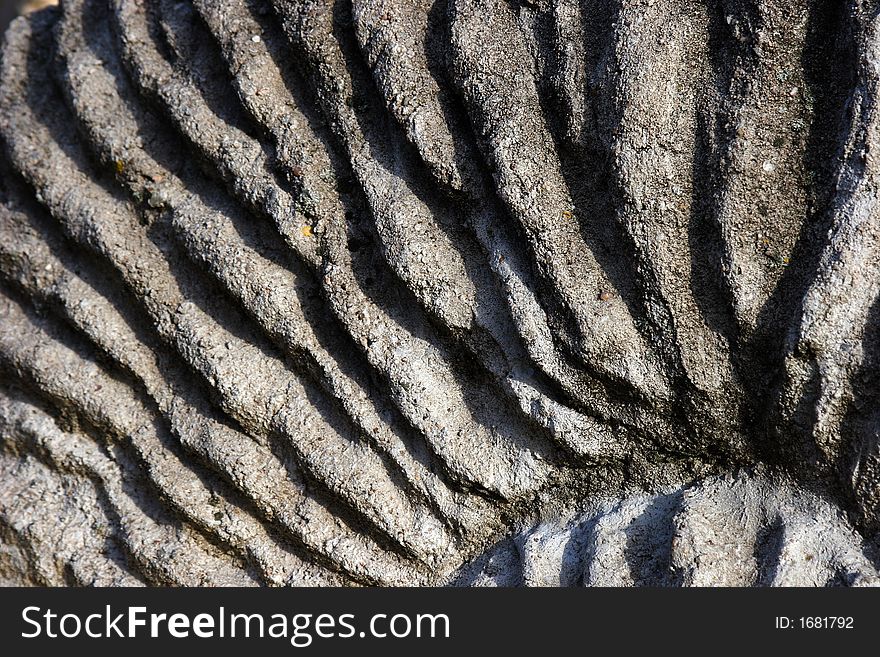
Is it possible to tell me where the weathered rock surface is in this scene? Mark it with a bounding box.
[0,0,879,586]
[457,468,880,586]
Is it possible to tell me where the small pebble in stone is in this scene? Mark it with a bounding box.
[147,188,169,208]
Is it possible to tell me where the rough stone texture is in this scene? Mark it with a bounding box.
[457,468,880,586]
[0,0,879,586]
[0,1,58,38]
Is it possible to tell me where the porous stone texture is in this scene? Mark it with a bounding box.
[0,0,878,586]
[457,468,880,586]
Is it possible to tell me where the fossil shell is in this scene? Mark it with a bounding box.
[0,0,878,585]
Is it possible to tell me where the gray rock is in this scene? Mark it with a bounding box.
[0,0,878,586]
[456,468,880,586]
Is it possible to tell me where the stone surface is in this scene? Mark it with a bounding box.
[456,468,880,586]
[0,0,878,586]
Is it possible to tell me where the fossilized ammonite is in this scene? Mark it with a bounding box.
[1,0,880,586]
